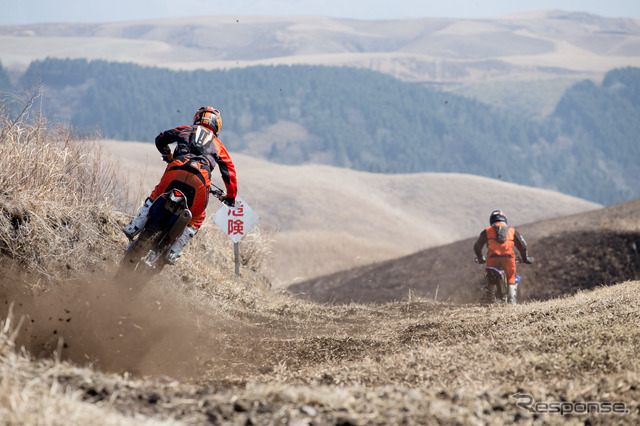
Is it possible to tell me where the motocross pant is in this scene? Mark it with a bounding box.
[486,254,517,284]
[150,157,212,229]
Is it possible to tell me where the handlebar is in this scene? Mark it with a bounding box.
[475,256,534,264]
[210,183,236,207]
[210,183,225,200]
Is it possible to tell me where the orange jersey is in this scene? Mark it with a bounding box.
[473,222,529,284]
[155,125,237,198]
[486,223,516,258]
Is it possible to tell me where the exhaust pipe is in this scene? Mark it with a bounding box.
[168,209,192,241]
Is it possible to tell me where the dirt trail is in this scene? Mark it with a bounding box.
[3,277,639,425]
[1,200,639,424]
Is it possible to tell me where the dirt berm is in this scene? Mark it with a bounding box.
[288,199,640,304]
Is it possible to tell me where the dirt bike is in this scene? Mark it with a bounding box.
[116,184,225,282]
[476,256,533,305]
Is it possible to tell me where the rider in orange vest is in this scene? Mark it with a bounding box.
[474,210,532,303]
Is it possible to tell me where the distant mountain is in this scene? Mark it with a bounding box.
[2,11,639,86]
[2,12,639,204]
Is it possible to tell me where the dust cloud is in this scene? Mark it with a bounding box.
[0,266,250,380]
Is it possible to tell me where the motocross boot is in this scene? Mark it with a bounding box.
[507,283,517,305]
[123,197,153,240]
[165,225,198,265]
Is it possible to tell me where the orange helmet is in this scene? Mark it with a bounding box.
[193,106,221,136]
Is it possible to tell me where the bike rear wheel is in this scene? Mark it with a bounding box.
[116,224,166,284]
[484,268,507,303]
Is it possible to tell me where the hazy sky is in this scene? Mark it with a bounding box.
[2,0,640,25]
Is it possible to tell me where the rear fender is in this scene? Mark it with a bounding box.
[147,190,188,229]
[163,189,191,240]
[148,196,170,221]
[165,189,189,214]
[485,267,505,282]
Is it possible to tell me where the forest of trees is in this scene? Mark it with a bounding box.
[3,58,639,205]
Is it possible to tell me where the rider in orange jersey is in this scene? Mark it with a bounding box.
[474,210,532,303]
[123,106,237,264]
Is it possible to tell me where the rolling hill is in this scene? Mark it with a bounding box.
[2,27,638,206]
[103,140,601,286]
[3,11,640,124]
[289,198,640,304]
[2,11,639,206]
[2,11,639,87]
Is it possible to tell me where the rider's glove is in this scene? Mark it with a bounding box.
[476,255,486,264]
[221,195,235,207]
[162,153,174,163]
[524,256,533,264]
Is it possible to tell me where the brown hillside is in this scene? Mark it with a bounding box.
[288,199,640,304]
[3,274,639,424]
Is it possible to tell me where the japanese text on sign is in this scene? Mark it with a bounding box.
[212,196,259,243]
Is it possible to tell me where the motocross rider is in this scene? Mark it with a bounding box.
[123,106,237,264]
[473,210,532,304]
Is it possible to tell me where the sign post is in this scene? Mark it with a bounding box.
[212,196,259,276]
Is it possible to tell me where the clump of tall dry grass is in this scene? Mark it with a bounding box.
[0,97,125,282]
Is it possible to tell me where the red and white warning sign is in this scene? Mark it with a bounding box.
[212,196,259,243]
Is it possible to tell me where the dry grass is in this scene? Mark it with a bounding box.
[277,283,640,389]
[0,99,125,283]
[159,281,640,424]
[1,98,638,425]
[2,277,638,424]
